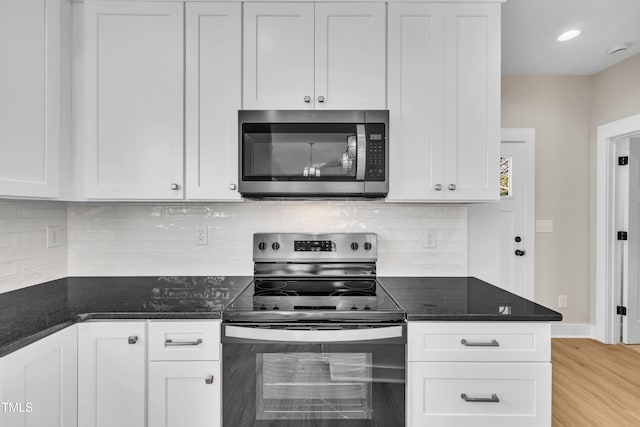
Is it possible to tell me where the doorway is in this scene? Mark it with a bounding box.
[595,113,640,344]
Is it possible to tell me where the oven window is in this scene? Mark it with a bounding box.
[256,352,373,420]
[242,123,359,181]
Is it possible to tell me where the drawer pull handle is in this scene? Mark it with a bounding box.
[165,338,203,347]
[205,375,214,385]
[460,339,499,347]
[461,393,500,403]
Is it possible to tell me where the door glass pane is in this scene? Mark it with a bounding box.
[500,156,512,197]
[242,123,359,181]
[256,352,373,420]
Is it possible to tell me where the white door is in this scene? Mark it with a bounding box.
[386,3,445,201]
[84,1,184,199]
[0,0,61,198]
[621,137,640,343]
[185,2,242,200]
[1,325,77,427]
[442,3,500,201]
[243,3,315,110]
[499,142,528,298]
[314,3,386,110]
[78,322,146,427]
[148,361,221,427]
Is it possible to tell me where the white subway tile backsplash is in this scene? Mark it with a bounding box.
[67,202,468,277]
[0,201,67,293]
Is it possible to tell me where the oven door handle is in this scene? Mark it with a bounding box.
[225,325,403,343]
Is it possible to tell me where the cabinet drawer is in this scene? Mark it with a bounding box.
[408,322,550,362]
[148,321,220,361]
[408,362,551,427]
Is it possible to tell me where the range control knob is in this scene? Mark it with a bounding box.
[350,242,359,251]
[258,242,267,251]
[272,242,280,251]
[363,242,372,251]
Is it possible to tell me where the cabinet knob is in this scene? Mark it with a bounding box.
[170,183,180,190]
[448,184,457,191]
[318,96,325,103]
[128,336,138,345]
[229,183,237,190]
[205,375,214,385]
[434,184,442,191]
[304,96,311,103]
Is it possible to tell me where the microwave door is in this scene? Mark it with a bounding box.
[355,124,367,181]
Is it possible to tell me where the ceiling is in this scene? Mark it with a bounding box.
[502,0,640,75]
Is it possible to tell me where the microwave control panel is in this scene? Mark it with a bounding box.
[366,123,385,181]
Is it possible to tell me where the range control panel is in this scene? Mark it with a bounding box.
[254,233,377,262]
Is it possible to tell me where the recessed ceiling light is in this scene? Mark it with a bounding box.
[557,30,581,42]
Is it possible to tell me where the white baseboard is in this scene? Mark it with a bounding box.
[551,323,595,338]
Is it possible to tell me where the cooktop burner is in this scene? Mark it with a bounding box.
[222,232,406,322]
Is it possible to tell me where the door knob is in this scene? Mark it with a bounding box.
[515,249,525,256]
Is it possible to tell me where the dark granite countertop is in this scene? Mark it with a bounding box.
[379,276,563,321]
[0,275,561,356]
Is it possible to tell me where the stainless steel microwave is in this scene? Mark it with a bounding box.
[238,110,389,197]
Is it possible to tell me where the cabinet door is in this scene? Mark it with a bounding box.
[78,322,146,427]
[408,362,551,427]
[243,3,315,110]
[185,3,241,200]
[314,3,386,110]
[84,1,184,199]
[0,0,61,198]
[387,3,444,201]
[148,361,221,427]
[443,3,500,201]
[0,325,77,427]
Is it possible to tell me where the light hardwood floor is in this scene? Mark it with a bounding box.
[552,338,640,426]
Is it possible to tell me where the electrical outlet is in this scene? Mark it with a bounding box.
[46,226,62,248]
[423,230,436,248]
[194,225,208,245]
[558,295,568,308]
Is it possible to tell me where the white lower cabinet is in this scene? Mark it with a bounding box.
[148,361,221,427]
[408,362,551,427]
[0,325,78,427]
[148,320,222,427]
[78,321,146,427]
[407,322,552,427]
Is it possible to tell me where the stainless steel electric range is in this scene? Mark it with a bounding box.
[222,233,406,427]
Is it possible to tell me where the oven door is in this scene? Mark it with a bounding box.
[222,324,405,427]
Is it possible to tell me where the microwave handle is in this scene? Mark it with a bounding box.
[355,124,367,181]
[225,325,402,343]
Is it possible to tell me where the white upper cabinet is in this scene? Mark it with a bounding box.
[243,2,386,110]
[387,2,500,202]
[243,3,315,110]
[185,2,242,200]
[0,0,64,199]
[314,3,386,110]
[83,1,184,199]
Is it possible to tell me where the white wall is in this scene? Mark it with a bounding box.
[0,201,67,293]
[67,202,468,277]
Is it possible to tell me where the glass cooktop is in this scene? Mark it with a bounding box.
[223,278,405,322]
